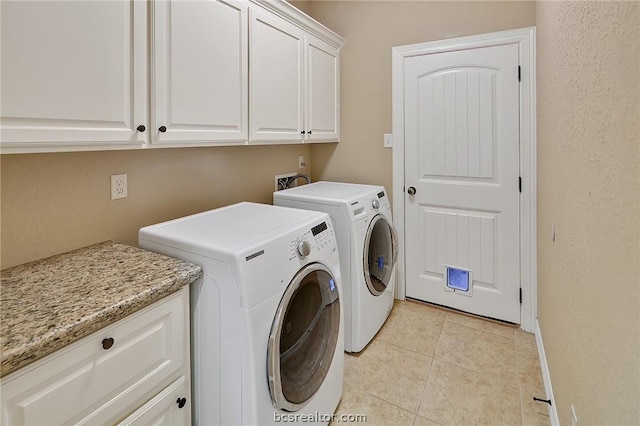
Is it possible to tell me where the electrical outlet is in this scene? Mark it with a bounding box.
[298,155,306,169]
[275,172,297,191]
[111,174,128,200]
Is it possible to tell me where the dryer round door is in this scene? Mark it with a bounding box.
[268,262,340,412]
[364,214,399,296]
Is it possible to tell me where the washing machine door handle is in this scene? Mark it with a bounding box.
[389,220,399,268]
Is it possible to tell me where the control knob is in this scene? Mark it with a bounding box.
[297,240,311,258]
[371,199,380,210]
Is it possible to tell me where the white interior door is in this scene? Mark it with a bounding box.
[404,44,521,323]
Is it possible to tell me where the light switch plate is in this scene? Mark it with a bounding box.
[384,134,393,148]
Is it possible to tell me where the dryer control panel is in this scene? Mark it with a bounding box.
[348,189,392,219]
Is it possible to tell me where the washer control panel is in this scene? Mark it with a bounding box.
[288,220,335,261]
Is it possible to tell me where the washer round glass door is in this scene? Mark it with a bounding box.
[364,214,399,296]
[268,263,340,412]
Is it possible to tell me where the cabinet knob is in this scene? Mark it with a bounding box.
[176,397,187,409]
[101,337,115,350]
[308,130,312,135]
[301,130,306,135]
[136,125,146,132]
[158,126,167,133]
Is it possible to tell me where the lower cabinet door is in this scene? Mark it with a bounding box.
[0,289,188,426]
[118,376,190,426]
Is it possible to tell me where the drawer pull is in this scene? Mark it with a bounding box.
[101,337,115,350]
[176,397,187,409]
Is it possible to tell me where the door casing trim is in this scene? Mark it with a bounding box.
[391,27,537,332]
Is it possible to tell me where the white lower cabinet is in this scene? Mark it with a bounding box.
[118,376,190,426]
[0,288,191,426]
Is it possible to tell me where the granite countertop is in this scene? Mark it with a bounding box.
[0,241,202,378]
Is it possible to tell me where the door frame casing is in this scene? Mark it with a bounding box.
[391,27,537,332]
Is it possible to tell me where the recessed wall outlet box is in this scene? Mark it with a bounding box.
[111,173,128,200]
[275,172,297,191]
[384,134,393,148]
[298,155,306,169]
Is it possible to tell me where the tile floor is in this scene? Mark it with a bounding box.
[333,299,551,425]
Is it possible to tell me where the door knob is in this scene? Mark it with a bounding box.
[158,126,167,133]
[407,186,416,195]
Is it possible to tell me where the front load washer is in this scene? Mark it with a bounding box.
[274,182,398,353]
[139,202,343,425]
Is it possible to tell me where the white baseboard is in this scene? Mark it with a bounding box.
[535,319,560,426]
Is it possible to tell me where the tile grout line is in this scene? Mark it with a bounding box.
[411,313,447,425]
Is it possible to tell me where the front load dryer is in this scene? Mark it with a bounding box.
[139,202,343,425]
[274,182,398,353]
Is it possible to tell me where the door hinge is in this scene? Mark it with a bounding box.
[518,66,521,82]
[519,177,522,193]
[519,288,523,304]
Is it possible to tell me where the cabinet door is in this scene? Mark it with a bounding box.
[0,289,189,426]
[305,35,340,142]
[117,376,190,426]
[249,6,305,143]
[153,0,248,146]
[0,0,147,153]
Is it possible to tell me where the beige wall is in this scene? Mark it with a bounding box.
[536,1,640,425]
[304,1,535,199]
[1,145,310,268]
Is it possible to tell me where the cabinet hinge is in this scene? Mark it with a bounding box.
[518,66,521,82]
[519,177,522,193]
[519,288,523,304]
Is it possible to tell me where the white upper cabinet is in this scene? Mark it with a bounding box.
[249,3,342,144]
[152,0,248,146]
[0,0,342,153]
[249,7,305,143]
[0,1,148,153]
[305,35,340,142]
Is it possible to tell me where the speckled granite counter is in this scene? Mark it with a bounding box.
[0,242,202,377]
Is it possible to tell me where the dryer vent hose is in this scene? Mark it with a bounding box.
[280,174,310,190]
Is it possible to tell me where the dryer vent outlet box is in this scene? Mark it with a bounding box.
[275,173,298,191]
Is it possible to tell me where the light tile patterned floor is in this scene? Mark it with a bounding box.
[333,299,551,425]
